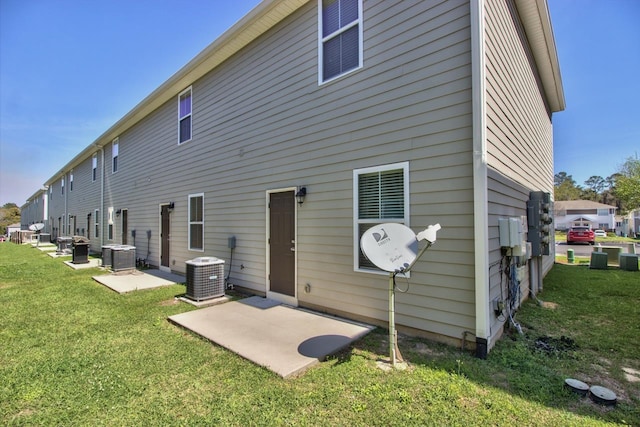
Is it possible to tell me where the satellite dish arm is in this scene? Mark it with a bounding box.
[396,223,441,275]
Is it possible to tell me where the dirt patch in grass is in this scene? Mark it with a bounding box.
[541,301,559,309]
[158,298,180,306]
[533,335,578,356]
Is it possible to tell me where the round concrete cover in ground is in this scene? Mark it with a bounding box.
[589,385,617,405]
[564,378,589,396]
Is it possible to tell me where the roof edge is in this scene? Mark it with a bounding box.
[514,0,566,112]
[44,0,309,184]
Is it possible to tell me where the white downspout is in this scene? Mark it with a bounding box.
[471,0,490,358]
[100,147,105,248]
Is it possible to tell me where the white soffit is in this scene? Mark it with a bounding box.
[514,0,566,112]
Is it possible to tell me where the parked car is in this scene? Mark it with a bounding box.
[567,226,595,245]
[594,229,607,238]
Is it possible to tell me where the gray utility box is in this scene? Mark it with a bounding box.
[590,252,608,270]
[57,236,72,253]
[71,236,90,264]
[619,253,639,271]
[101,244,120,268]
[185,257,225,301]
[111,245,136,272]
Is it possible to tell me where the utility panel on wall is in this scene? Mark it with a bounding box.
[527,191,553,256]
[499,216,527,257]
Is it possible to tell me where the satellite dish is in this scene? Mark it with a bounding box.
[360,223,418,273]
[29,223,45,232]
[360,222,442,368]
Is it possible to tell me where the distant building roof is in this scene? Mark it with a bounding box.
[554,200,617,211]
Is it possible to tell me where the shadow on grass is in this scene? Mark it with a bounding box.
[329,264,639,426]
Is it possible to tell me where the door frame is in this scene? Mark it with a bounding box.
[159,203,171,273]
[266,187,298,306]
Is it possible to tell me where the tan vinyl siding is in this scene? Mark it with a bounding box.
[485,0,553,191]
[65,155,103,251]
[30,0,487,346]
[484,0,556,348]
[88,0,475,339]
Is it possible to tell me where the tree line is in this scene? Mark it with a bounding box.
[1,203,21,235]
[554,156,640,214]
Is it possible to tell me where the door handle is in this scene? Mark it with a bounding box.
[290,247,295,252]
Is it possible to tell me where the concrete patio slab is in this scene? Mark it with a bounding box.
[168,296,374,378]
[93,269,185,293]
[64,258,102,269]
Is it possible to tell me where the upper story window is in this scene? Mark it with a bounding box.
[353,162,409,272]
[70,170,74,191]
[178,87,192,144]
[189,193,204,251]
[597,208,610,216]
[319,0,363,83]
[92,154,98,182]
[112,138,119,173]
[61,177,65,195]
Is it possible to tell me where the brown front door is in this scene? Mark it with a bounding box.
[269,191,295,297]
[161,205,170,268]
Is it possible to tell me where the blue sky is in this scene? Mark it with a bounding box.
[1,0,639,206]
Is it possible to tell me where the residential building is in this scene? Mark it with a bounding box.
[31,0,564,357]
[554,200,617,231]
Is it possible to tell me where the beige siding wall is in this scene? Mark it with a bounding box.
[33,0,478,344]
[67,154,102,251]
[47,178,65,238]
[92,0,475,341]
[484,0,556,347]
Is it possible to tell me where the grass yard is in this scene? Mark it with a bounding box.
[1,243,639,426]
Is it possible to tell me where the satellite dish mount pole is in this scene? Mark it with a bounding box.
[388,224,440,367]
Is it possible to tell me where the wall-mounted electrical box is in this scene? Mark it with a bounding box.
[228,236,236,249]
[499,217,521,247]
[527,191,553,256]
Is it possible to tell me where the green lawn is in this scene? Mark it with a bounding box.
[1,243,638,426]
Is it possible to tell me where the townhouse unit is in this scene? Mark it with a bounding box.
[20,188,48,231]
[32,0,564,356]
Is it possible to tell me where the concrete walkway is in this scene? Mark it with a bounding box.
[93,269,185,293]
[169,296,374,378]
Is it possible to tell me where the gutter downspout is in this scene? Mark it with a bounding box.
[99,147,105,249]
[471,0,490,359]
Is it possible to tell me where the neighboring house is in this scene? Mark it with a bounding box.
[554,200,617,231]
[30,0,564,357]
[617,209,640,237]
[6,223,21,237]
[20,188,49,230]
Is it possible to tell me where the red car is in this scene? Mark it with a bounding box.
[567,226,595,245]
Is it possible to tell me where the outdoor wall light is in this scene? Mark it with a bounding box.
[168,202,175,211]
[295,187,307,205]
[116,209,122,216]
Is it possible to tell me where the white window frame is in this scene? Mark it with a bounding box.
[178,87,192,144]
[188,193,204,251]
[94,209,100,238]
[92,154,97,182]
[107,207,114,241]
[318,0,363,85]
[112,138,119,173]
[353,161,410,274]
[61,177,64,195]
[70,170,74,191]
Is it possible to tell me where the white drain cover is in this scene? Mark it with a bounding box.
[589,385,617,405]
